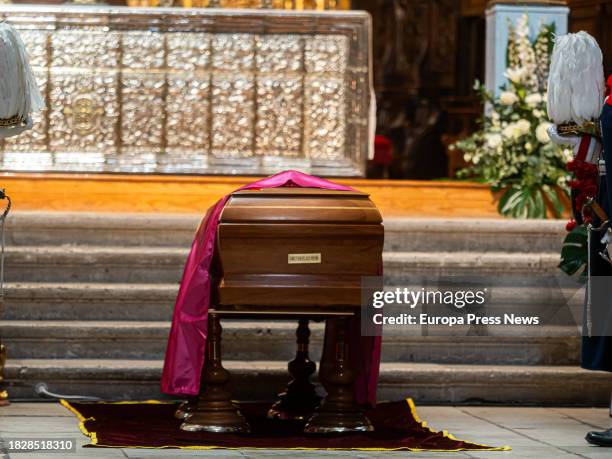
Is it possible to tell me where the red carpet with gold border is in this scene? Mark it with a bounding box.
[61,399,510,452]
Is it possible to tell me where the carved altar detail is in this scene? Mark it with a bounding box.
[212,75,256,159]
[121,74,165,159]
[50,74,119,155]
[304,35,348,161]
[255,35,303,157]
[144,0,351,9]
[0,5,371,176]
[166,33,211,71]
[256,76,303,157]
[123,32,166,69]
[166,77,210,156]
[305,35,348,73]
[65,94,105,136]
[53,30,120,68]
[305,78,345,161]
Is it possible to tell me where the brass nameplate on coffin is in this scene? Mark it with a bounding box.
[288,253,321,264]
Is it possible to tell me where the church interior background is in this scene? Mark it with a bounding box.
[3,0,612,457]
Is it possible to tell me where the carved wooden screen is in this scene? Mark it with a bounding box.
[0,6,371,176]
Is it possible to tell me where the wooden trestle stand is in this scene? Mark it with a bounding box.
[178,188,384,434]
[180,313,250,433]
[267,319,320,422]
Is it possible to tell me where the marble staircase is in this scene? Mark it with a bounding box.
[2,211,611,405]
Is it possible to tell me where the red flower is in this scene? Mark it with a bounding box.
[566,220,577,232]
[372,135,393,166]
[567,157,599,219]
[583,185,598,197]
[575,163,598,179]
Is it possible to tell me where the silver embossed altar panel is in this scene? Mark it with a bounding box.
[255,35,303,158]
[0,5,372,176]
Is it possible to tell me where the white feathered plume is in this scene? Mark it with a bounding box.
[0,22,44,138]
[547,31,604,126]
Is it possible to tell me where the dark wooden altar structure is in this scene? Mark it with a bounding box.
[352,0,486,180]
[568,0,612,72]
[180,188,384,433]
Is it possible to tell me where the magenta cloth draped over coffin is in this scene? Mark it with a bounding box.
[161,170,382,407]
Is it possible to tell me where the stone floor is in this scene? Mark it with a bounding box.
[1,402,611,459]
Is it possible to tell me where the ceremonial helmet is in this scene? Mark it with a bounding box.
[0,22,44,138]
[547,31,604,130]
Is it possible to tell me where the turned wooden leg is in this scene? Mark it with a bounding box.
[304,317,373,434]
[268,319,320,420]
[180,313,250,433]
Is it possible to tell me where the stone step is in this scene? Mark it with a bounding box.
[5,212,565,253]
[384,218,565,253]
[384,251,561,278]
[4,246,187,283]
[5,212,200,248]
[3,281,583,321]
[3,283,177,321]
[0,320,582,365]
[5,359,611,405]
[4,246,561,283]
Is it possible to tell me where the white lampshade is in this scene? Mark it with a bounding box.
[0,22,44,138]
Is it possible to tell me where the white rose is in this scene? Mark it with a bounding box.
[486,133,502,149]
[504,67,526,84]
[502,123,519,139]
[516,119,531,136]
[525,93,543,107]
[536,122,552,143]
[562,148,573,161]
[499,91,519,105]
[502,120,530,140]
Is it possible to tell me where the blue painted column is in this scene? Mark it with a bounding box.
[485,1,569,96]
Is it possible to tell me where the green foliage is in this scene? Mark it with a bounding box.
[559,224,588,277]
[452,15,570,219]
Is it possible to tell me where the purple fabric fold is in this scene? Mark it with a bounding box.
[161,170,382,407]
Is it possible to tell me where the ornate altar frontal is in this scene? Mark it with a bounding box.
[0,5,371,176]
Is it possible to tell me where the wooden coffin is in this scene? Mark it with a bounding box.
[216,188,384,310]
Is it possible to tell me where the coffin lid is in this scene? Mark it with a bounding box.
[220,188,382,224]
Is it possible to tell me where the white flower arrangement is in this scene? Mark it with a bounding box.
[500,91,519,105]
[454,15,569,219]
